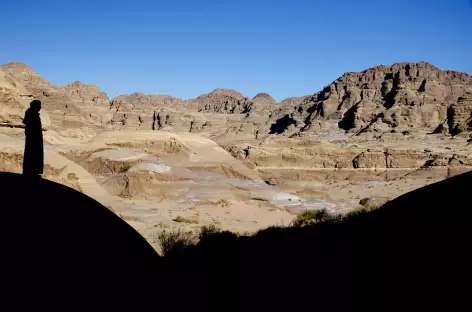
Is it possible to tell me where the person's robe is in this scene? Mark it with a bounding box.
[23,108,44,175]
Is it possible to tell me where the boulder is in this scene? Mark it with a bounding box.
[359,197,390,208]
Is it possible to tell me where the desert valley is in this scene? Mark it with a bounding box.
[1,61,471,249]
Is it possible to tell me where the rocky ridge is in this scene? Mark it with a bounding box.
[3,61,471,140]
[2,61,472,181]
[0,62,110,135]
[277,62,472,137]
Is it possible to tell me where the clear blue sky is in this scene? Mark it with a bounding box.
[1,0,471,100]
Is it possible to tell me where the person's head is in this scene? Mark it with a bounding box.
[30,100,41,112]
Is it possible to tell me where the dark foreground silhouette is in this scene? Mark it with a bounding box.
[1,171,470,311]
[23,100,44,176]
[0,173,161,307]
[161,171,472,312]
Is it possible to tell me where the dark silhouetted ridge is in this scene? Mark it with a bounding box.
[0,173,161,307]
[159,171,472,312]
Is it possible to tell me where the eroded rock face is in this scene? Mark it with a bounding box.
[0,62,52,91]
[447,92,472,135]
[194,89,252,114]
[107,93,185,130]
[0,71,35,127]
[113,93,181,107]
[60,81,109,105]
[105,89,282,139]
[0,69,51,129]
[0,62,110,132]
[269,62,472,136]
[253,93,276,105]
[2,61,471,142]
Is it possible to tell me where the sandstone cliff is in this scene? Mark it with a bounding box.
[269,62,472,137]
[0,62,111,132]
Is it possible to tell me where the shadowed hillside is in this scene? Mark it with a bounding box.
[158,171,472,311]
[0,172,161,307]
[0,170,470,310]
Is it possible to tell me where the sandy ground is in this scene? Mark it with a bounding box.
[130,175,446,252]
[326,177,443,206]
[128,198,296,251]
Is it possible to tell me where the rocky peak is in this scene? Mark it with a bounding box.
[0,62,35,72]
[253,93,276,103]
[280,96,307,106]
[112,92,181,106]
[336,62,470,87]
[198,89,245,100]
[195,89,251,114]
[61,81,109,104]
[272,62,472,136]
[0,65,51,129]
[0,62,52,89]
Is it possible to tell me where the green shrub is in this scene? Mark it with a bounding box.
[290,209,341,227]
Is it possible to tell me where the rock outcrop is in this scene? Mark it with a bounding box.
[253,93,276,105]
[0,67,51,129]
[269,62,472,137]
[0,62,111,131]
[107,93,185,130]
[447,92,472,135]
[112,92,182,109]
[60,81,109,106]
[2,61,471,141]
[194,89,252,114]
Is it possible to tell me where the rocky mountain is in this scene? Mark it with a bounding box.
[0,62,111,136]
[112,92,181,107]
[1,61,471,141]
[108,93,185,130]
[253,93,276,104]
[0,63,50,129]
[271,62,472,137]
[194,89,251,114]
[60,81,109,105]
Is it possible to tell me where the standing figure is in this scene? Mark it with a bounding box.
[23,100,44,176]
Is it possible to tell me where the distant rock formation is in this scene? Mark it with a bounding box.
[270,62,472,136]
[61,81,109,105]
[447,92,472,135]
[253,93,276,105]
[112,92,181,108]
[0,65,50,129]
[194,89,252,114]
[1,61,471,140]
[0,62,110,131]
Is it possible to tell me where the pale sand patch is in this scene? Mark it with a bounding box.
[326,177,442,206]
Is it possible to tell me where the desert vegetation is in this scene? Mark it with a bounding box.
[156,204,383,257]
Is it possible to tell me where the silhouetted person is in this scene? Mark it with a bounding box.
[23,100,44,176]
